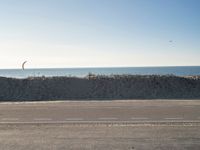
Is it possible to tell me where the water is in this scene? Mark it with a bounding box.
[0,66,200,78]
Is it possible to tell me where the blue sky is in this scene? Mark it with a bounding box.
[0,0,200,68]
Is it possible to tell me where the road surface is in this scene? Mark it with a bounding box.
[0,100,200,150]
[0,100,199,124]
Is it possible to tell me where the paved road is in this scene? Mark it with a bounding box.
[0,100,200,124]
[0,100,200,150]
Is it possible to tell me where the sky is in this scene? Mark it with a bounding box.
[0,0,200,69]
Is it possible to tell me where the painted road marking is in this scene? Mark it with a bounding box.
[88,106,121,109]
[131,117,149,120]
[184,105,195,108]
[65,118,83,121]
[164,117,183,120]
[98,117,118,120]
[1,118,19,121]
[105,107,121,109]
[34,118,52,121]
[0,120,200,124]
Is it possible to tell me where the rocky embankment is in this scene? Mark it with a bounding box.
[0,75,200,101]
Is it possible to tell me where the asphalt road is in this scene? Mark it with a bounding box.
[0,100,200,150]
[0,100,200,124]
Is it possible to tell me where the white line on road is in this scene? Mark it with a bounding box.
[98,117,118,120]
[34,118,52,121]
[1,118,19,121]
[106,107,121,109]
[164,117,183,120]
[184,105,195,108]
[0,120,200,124]
[87,106,121,109]
[131,117,149,120]
[65,118,83,121]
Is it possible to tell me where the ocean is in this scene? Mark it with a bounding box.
[0,66,200,78]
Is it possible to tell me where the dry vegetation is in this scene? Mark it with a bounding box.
[0,75,200,101]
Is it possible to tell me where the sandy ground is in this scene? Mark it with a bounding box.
[0,123,200,150]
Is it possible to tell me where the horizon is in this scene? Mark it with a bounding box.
[0,0,200,68]
[1,65,200,70]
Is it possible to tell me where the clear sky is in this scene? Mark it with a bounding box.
[0,0,200,69]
